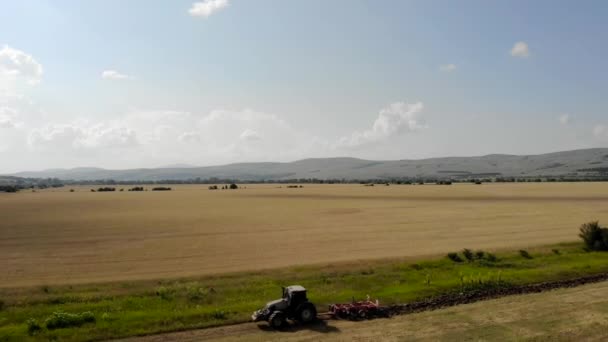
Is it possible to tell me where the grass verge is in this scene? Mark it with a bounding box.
[1,242,607,341]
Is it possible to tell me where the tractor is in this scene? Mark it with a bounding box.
[251,285,317,328]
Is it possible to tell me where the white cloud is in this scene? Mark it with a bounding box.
[28,123,138,150]
[510,41,529,58]
[0,45,43,85]
[101,70,131,80]
[337,102,426,148]
[0,107,20,128]
[178,132,201,143]
[439,64,456,72]
[239,128,261,141]
[189,0,229,17]
[558,114,570,125]
[594,124,608,140]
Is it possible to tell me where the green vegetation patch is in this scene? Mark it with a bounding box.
[1,242,608,341]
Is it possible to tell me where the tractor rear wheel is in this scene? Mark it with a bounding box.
[297,303,317,323]
[268,311,286,329]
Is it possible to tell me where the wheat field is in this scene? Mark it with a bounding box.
[2,183,608,287]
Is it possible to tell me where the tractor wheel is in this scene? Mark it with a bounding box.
[297,303,317,323]
[268,311,286,329]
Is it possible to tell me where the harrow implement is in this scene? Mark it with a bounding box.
[328,296,392,320]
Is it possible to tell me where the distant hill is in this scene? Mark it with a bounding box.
[7,148,608,182]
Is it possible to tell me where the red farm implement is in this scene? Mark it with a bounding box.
[328,297,392,320]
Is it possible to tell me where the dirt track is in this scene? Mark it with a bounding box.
[118,279,608,341]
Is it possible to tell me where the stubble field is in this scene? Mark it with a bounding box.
[2,183,608,287]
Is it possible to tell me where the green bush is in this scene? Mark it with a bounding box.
[579,221,608,251]
[462,249,474,262]
[44,311,95,330]
[485,253,498,262]
[475,251,485,259]
[447,252,463,263]
[155,286,173,300]
[519,250,532,259]
[26,318,42,335]
[212,310,227,320]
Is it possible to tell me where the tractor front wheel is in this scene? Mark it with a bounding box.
[268,311,286,329]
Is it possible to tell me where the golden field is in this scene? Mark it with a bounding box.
[2,183,608,287]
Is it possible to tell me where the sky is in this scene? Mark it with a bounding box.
[1,0,607,173]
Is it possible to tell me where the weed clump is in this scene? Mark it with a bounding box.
[44,311,95,330]
[519,250,533,259]
[155,286,173,301]
[486,253,498,262]
[26,318,42,335]
[462,249,474,262]
[447,252,463,262]
[448,250,498,264]
[212,310,227,320]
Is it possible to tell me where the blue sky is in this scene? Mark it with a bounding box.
[0,0,607,172]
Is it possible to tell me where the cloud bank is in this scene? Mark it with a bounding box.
[0,45,43,85]
[337,102,426,148]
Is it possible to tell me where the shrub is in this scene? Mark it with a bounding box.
[129,187,144,191]
[212,310,227,320]
[519,250,532,259]
[447,252,463,263]
[485,253,498,262]
[97,187,115,192]
[26,318,42,335]
[155,286,173,300]
[579,221,608,251]
[552,249,560,255]
[186,286,210,302]
[475,251,485,259]
[69,189,74,192]
[462,249,474,262]
[229,183,238,190]
[152,187,172,191]
[44,311,95,330]
[208,185,218,190]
